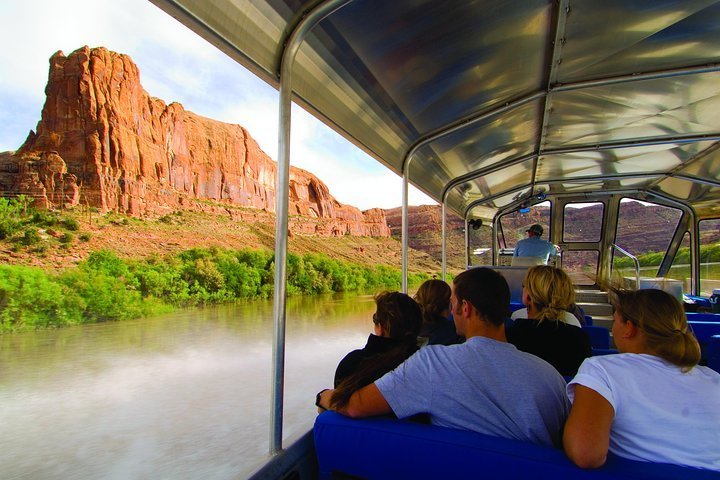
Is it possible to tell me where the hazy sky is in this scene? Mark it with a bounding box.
[0,0,435,210]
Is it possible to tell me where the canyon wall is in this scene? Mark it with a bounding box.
[0,46,389,237]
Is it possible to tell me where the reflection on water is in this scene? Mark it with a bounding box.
[0,293,376,479]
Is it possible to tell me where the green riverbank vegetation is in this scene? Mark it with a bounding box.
[613,244,720,269]
[0,248,431,333]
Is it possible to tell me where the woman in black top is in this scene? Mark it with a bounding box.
[506,266,591,377]
[414,279,462,346]
[331,291,422,409]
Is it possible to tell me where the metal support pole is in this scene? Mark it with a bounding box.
[441,201,447,281]
[464,218,470,269]
[270,0,351,455]
[402,168,409,293]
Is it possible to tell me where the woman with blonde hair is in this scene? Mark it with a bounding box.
[506,265,591,376]
[414,279,461,346]
[511,265,583,327]
[564,288,720,470]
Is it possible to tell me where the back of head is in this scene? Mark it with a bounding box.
[374,291,422,340]
[414,279,451,323]
[527,223,543,237]
[453,268,510,326]
[524,265,575,322]
[612,288,701,369]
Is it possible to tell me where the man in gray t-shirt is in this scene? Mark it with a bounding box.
[317,268,569,448]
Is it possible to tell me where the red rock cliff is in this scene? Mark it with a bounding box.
[1,46,389,237]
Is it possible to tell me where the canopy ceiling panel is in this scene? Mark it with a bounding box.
[556,0,720,83]
[446,158,537,214]
[536,141,716,181]
[410,101,541,204]
[544,73,720,148]
[463,164,535,205]
[328,0,550,134]
[678,145,720,180]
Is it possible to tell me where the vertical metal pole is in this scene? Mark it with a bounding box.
[402,168,409,293]
[270,44,292,458]
[441,201,447,281]
[270,0,352,455]
[464,218,471,269]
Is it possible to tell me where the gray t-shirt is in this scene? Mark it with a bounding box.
[375,336,570,447]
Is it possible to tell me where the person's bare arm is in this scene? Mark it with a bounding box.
[318,383,391,418]
[563,385,615,468]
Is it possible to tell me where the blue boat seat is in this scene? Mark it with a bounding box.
[592,347,619,356]
[707,335,720,373]
[314,412,719,479]
[582,325,611,350]
[688,321,720,372]
[686,312,720,323]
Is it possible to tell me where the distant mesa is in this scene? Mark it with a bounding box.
[0,46,389,237]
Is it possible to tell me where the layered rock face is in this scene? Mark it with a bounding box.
[0,46,389,237]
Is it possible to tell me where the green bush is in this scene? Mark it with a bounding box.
[21,228,41,246]
[62,217,80,231]
[60,232,74,244]
[79,232,92,242]
[0,197,24,239]
[31,210,59,227]
[0,265,84,331]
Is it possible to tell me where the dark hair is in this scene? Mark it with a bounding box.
[331,291,422,408]
[611,288,701,370]
[373,291,423,340]
[452,268,510,326]
[414,279,451,324]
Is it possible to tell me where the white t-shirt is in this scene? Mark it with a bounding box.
[510,308,582,328]
[568,354,720,471]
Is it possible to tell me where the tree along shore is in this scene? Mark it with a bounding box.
[0,248,431,333]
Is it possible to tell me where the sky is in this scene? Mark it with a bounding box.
[0,0,435,210]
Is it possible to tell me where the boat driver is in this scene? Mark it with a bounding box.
[512,224,559,265]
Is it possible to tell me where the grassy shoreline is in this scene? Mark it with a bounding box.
[0,247,431,333]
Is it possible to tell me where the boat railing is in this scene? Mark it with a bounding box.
[610,243,640,290]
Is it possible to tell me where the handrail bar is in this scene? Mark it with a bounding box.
[610,243,640,289]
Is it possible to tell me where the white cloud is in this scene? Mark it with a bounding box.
[0,0,436,210]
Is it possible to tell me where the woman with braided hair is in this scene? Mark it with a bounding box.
[506,265,591,376]
[564,288,720,470]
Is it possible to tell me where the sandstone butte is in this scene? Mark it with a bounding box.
[0,46,390,238]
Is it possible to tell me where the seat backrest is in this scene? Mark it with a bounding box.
[511,256,547,267]
[686,312,720,323]
[688,321,720,343]
[582,325,611,349]
[707,336,720,374]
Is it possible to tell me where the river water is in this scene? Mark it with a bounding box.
[0,293,377,479]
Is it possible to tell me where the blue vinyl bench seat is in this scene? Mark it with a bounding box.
[314,412,719,479]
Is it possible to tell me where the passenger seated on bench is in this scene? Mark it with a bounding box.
[330,291,422,409]
[507,266,591,377]
[317,268,569,448]
[414,279,462,346]
[564,289,720,471]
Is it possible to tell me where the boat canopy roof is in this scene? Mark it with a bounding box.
[151,0,720,222]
